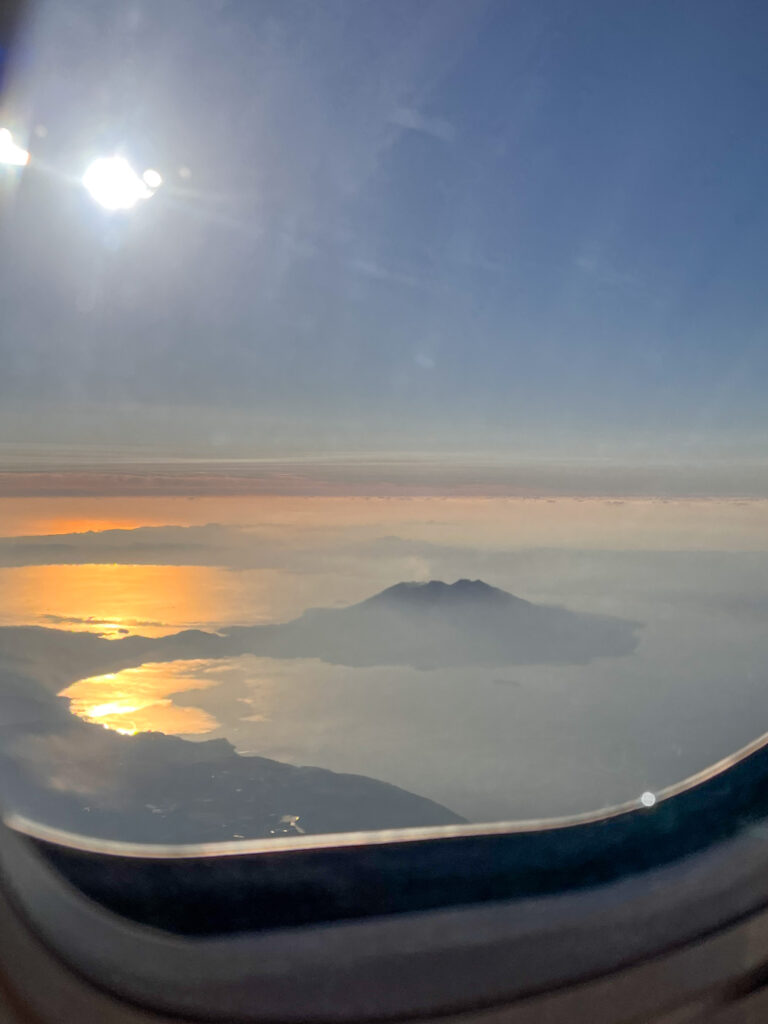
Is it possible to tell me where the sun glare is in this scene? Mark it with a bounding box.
[0,127,30,167]
[81,155,161,210]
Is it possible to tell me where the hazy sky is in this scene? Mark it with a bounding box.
[3,0,768,467]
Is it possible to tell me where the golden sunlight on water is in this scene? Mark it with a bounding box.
[60,661,219,735]
[0,563,290,637]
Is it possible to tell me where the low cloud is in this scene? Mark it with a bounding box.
[42,614,167,629]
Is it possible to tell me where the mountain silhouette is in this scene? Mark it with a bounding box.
[0,579,642,691]
[225,578,642,668]
[364,578,525,608]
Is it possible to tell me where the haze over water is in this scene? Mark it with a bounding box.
[2,489,767,825]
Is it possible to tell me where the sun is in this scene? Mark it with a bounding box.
[81,155,162,211]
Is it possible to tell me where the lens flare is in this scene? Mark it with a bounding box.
[142,168,162,189]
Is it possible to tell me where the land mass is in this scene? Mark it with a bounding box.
[0,579,640,841]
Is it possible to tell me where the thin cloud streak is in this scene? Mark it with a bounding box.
[2,456,768,499]
[388,107,456,142]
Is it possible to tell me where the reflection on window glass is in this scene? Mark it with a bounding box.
[1,0,768,845]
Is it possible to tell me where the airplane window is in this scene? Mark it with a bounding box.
[2,0,768,870]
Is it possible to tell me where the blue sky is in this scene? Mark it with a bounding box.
[2,0,768,466]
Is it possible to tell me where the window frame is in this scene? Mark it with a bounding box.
[3,730,768,1021]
